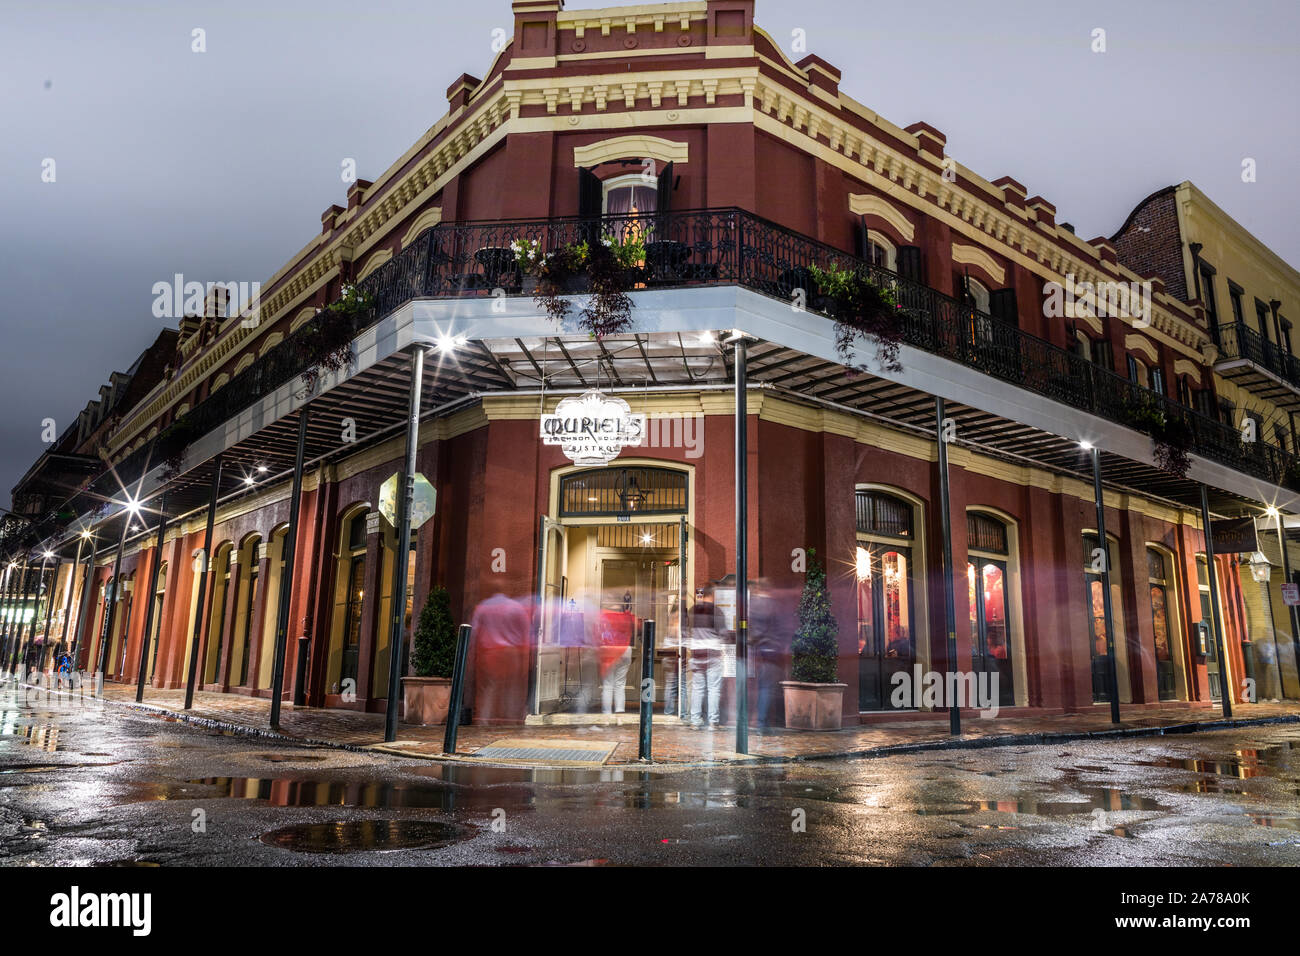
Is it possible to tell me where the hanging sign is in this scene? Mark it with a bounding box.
[1283,583,1300,607]
[1210,518,1258,555]
[541,390,646,466]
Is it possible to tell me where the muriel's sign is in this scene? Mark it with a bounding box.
[541,390,646,465]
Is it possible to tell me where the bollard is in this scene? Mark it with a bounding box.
[442,624,472,755]
[638,620,656,762]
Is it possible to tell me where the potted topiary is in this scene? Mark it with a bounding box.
[781,549,847,729]
[401,586,458,725]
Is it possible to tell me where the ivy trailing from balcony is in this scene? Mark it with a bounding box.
[517,234,645,339]
[808,263,905,373]
[154,416,203,481]
[1118,400,1194,477]
[297,284,372,393]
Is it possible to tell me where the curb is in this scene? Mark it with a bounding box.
[11,677,1300,772]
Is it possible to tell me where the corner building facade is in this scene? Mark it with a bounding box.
[10,0,1300,732]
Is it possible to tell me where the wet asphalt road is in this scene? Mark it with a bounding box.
[1,683,1298,866]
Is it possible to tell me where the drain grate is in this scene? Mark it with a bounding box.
[471,741,615,764]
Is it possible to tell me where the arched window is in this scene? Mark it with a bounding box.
[866,235,897,271]
[855,490,917,712]
[602,173,657,216]
[233,535,261,688]
[1146,547,1180,701]
[204,543,235,686]
[147,562,167,683]
[1083,534,1123,703]
[967,511,1015,706]
[328,509,369,696]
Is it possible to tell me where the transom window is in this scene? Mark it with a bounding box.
[856,490,913,539]
[560,467,687,517]
[967,512,1008,554]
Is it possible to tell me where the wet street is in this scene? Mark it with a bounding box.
[2,683,1298,866]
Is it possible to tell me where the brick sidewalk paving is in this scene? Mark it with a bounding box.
[48,682,1300,768]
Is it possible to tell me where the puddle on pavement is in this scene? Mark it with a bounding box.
[1246,813,1300,831]
[913,788,1169,817]
[260,819,474,854]
[0,724,61,751]
[186,775,541,811]
[254,753,327,764]
[1131,742,1297,779]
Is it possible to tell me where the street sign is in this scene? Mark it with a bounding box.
[379,472,436,531]
[1283,583,1300,607]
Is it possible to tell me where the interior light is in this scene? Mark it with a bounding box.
[1079,440,1094,451]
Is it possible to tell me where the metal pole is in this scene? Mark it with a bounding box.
[733,336,749,756]
[59,536,85,657]
[270,408,310,728]
[0,560,19,675]
[0,561,16,671]
[638,619,656,761]
[96,519,131,685]
[442,623,471,755]
[1200,485,1233,718]
[936,397,962,735]
[134,502,168,702]
[1275,512,1300,695]
[39,554,58,674]
[384,347,425,742]
[70,537,97,670]
[8,558,31,676]
[1092,448,1122,723]
[17,555,50,679]
[184,456,224,710]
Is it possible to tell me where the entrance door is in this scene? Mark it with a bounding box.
[857,546,915,711]
[1201,591,1222,701]
[533,517,567,713]
[968,559,1014,706]
[1086,574,1111,702]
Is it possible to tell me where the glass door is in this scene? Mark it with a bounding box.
[968,559,1014,706]
[857,545,915,711]
[1086,574,1110,702]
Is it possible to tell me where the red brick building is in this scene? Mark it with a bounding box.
[4,0,1298,738]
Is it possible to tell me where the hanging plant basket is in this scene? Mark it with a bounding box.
[809,263,905,373]
[516,235,643,339]
[1118,400,1194,478]
[297,285,371,392]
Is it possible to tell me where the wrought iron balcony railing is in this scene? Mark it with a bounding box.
[38,208,1300,550]
[1214,320,1300,389]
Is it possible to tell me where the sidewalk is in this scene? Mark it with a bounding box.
[20,680,1296,769]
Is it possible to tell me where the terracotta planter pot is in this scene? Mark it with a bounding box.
[780,681,847,730]
[401,676,453,726]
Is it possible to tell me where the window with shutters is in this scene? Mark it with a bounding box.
[601,174,657,215]
[896,246,923,283]
[989,288,1019,327]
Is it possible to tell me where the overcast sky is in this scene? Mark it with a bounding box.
[2,0,1297,506]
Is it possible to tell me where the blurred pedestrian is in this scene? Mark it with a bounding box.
[688,600,723,728]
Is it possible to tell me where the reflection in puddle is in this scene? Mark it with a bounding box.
[914,788,1169,817]
[1246,813,1300,831]
[187,775,536,811]
[0,718,60,752]
[260,819,474,854]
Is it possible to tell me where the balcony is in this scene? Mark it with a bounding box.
[1213,320,1300,411]
[45,208,1300,547]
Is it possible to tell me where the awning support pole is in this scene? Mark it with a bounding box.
[270,408,310,729]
